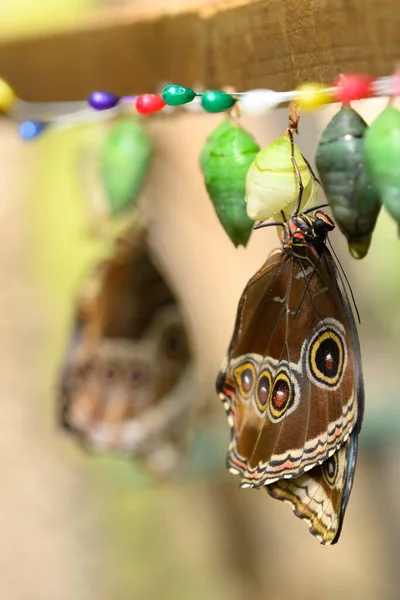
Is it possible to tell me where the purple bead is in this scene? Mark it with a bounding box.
[88,91,119,111]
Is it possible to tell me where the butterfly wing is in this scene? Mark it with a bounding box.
[217,243,363,487]
[59,226,195,478]
[266,428,358,545]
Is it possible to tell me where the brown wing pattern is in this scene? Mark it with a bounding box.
[59,223,195,479]
[266,429,358,545]
[217,244,360,487]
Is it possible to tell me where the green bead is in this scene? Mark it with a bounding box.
[364,105,400,224]
[162,84,196,106]
[100,116,153,215]
[201,91,236,113]
[316,106,381,259]
[200,118,260,247]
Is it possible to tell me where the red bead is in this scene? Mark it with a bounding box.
[136,94,165,115]
[333,73,374,105]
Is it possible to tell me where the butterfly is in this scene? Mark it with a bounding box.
[216,209,364,544]
[58,219,196,479]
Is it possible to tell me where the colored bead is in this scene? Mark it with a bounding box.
[201,91,236,113]
[240,89,281,116]
[19,120,47,140]
[392,69,400,97]
[296,83,333,111]
[333,74,374,105]
[0,78,17,112]
[88,91,119,111]
[162,84,196,106]
[136,94,165,115]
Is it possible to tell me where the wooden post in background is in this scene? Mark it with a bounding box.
[0,0,399,101]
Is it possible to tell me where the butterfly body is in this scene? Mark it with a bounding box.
[217,211,363,543]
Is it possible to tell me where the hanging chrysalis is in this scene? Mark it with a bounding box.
[58,216,197,480]
[200,118,260,247]
[315,105,381,259]
[100,116,153,216]
[364,105,400,227]
[246,105,317,223]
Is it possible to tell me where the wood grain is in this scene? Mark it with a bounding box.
[0,0,398,101]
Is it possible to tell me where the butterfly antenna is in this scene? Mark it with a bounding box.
[301,153,323,187]
[253,221,284,230]
[302,203,330,215]
[327,239,361,324]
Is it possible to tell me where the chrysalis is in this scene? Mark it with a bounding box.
[364,105,400,227]
[200,118,260,247]
[100,116,153,216]
[316,105,381,259]
[58,217,196,479]
[246,135,317,222]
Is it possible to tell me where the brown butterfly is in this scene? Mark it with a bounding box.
[59,219,196,479]
[217,210,364,544]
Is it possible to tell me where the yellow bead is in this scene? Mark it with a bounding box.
[0,79,17,112]
[296,83,333,111]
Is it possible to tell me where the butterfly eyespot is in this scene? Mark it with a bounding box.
[161,325,187,360]
[234,362,256,399]
[308,327,345,388]
[106,366,116,379]
[255,370,272,414]
[269,372,293,420]
[322,454,338,487]
[130,367,147,387]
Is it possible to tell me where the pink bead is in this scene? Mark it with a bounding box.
[333,73,374,105]
[136,94,165,115]
[393,69,400,97]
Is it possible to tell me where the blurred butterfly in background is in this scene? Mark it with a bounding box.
[59,216,197,479]
[217,122,364,544]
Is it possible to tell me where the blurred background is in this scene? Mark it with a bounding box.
[1,1,400,599]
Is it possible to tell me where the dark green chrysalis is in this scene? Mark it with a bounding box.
[315,106,381,259]
[200,119,260,247]
[100,116,153,215]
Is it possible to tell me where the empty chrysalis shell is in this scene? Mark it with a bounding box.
[364,105,400,225]
[100,116,153,215]
[200,118,260,247]
[246,136,316,222]
[316,105,381,259]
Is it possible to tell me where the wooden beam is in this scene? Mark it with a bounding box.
[0,0,398,101]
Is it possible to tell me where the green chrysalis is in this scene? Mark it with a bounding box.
[200,119,260,247]
[100,116,153,216]
[316,106,381,259]
[364,105,400,226]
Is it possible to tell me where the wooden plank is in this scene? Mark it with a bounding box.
[0,0,399,101]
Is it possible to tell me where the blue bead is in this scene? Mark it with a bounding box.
[19,120,47,140]
[88,91,119,110]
